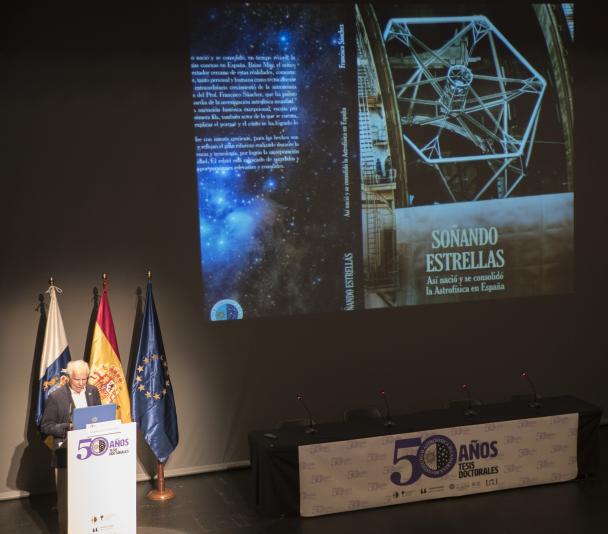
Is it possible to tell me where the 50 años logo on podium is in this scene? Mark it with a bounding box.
[76,436,130,460]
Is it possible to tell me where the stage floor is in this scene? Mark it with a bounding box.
[3,425,606,534]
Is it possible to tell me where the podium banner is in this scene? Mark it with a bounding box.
[299,413,578,517]
[68,421,136,533]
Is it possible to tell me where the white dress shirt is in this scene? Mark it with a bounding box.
[70,387,88,409]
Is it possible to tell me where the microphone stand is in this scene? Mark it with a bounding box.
[462,384,477,416]
[521,372,542,409]
[380,390,395,427]
[297,394,318,434]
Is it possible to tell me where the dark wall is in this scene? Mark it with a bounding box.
[1,2,606,498]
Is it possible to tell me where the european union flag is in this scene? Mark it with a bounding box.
[131,281,178,463]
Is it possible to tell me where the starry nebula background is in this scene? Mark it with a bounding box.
[189,3,361,319]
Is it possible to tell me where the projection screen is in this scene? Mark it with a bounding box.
[189,3,574,320]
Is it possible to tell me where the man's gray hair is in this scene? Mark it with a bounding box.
[66,359,90,376]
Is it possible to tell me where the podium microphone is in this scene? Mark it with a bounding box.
[520,372,542,408]
[461,384,477,416]
[297,394,318,434]
[379,390,395,427]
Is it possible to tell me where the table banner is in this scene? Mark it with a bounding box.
[298,413,578,517]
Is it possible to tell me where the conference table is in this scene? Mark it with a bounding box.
[248,396,602,517]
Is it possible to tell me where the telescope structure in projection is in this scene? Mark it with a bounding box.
[383,15,546,203]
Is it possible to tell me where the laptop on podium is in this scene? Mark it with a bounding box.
[72,404,117,430]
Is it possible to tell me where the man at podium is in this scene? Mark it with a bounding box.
[41,359,101,532]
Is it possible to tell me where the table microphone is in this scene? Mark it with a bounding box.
[379,390,395,427]
[461,384,477,416]
[297,394,318,434]
[520,372,542,408]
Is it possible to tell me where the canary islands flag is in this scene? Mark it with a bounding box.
[131,281,178,463]
[35,283,71,428]
[88,279,131,423]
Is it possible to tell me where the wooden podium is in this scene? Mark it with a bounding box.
[67,421,136,533]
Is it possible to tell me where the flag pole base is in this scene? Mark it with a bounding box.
[147,461,175,501]
[147,488,175,501]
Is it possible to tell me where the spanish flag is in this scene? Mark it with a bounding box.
[88,276,131,423]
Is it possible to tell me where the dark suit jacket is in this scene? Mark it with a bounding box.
[41,384,102,466]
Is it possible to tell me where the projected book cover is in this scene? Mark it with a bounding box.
[189,3,574,320]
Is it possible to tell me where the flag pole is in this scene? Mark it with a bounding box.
[145,270,175,501]
[147,462,175,501]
